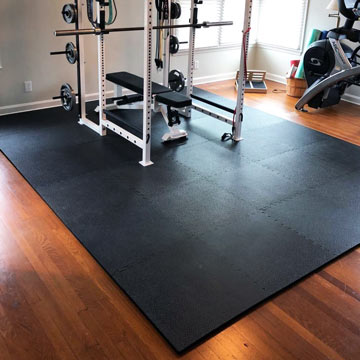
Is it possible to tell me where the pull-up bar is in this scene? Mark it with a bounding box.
[54,21,233,37]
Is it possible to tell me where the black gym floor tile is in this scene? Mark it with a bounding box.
[0,107,79,137]
[9,137,141,188]
[302,136,360,171]
[146,176,254,234]
[200,211,333,294]
[207,161,305,210]
[107,156,203,198]
[216,116,329,163]
[259,147,349,188]
[113,235,266,353]
[161,140,249,177]
[315,169,360,206]
[266,187,360,256]
[249,120,329,147]
[37,168,193,275]
[237,123,328,163]
[241,107,287,132]
[0,117,98,157]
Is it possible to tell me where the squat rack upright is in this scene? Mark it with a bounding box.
[53,0,253,166]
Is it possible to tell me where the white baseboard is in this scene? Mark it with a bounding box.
[342,92,360,106]
[193,72,237,85]
[0,73,237,116]
[265,72,287,85]
[0,91,115,116]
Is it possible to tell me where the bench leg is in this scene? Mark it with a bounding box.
[114,84,123,98]
[160,106,188,142]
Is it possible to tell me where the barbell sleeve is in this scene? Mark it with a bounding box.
[53,93,78,100]
[202,21,233,28]
[50,51,68,56]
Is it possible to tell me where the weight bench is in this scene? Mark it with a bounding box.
[105,72,192,141]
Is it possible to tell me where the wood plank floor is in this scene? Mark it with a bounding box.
[0,80,360,359]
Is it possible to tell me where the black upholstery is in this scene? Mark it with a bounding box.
[106,72,171,95]
[104,109,142,138]
[155,92,192,108]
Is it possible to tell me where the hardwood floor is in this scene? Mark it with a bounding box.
[0,80,360,359]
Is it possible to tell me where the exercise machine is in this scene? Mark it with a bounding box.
[296,0,360,111]
[51,0,253,166]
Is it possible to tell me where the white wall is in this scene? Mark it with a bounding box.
[0,0,244,112]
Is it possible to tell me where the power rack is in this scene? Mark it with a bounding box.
[52,0,253,166]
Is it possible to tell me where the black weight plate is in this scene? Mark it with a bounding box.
[60,83,76,111]
[171,2,182,19]
[65,42,78,64]
[170,35,180,54]
[169,70,185,92]
[62,4,77,24]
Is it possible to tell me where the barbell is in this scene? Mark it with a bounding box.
[54,21,233,37]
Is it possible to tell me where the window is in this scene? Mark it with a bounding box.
[177,0,258,50]
[176,0,307,53]
[256,0,308,52]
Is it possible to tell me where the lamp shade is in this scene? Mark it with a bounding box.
[327,0,339,11]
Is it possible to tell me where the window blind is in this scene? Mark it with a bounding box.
[221,0,245,46]
[176,0,306,52]
[176,0,259,49]
[256,0,308,51]
[177,0,256,49]
[177,0,221,49]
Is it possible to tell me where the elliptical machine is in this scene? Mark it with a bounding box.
[296,0,360,111]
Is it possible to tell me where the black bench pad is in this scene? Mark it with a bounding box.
[107,72,171,95]
[104,109,142,139]
[155,92,192,108]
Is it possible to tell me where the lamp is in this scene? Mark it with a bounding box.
[327,0,339,11]
[327,0,341,27]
